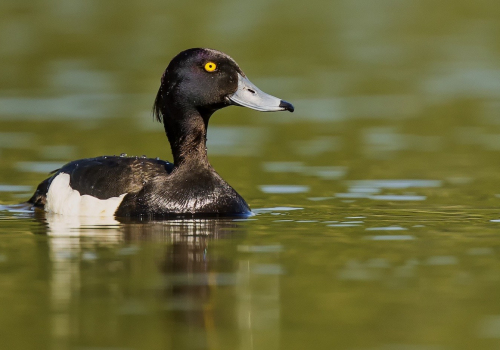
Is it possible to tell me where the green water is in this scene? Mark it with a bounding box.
[2,1,500,349]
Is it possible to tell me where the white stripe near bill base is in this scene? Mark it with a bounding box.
[45,173,126,216]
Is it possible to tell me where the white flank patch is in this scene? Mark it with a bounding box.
[46,173,126,217]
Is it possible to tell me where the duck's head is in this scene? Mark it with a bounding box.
[153,48,294,123]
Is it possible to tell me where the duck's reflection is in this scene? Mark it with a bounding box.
[36,214,278,349]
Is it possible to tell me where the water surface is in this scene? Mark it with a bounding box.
[2,1,500,349]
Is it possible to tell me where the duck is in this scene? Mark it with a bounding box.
[27,48,294,218]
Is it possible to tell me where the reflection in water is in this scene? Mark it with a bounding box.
[262,161,347,180]
[347,180,442,189]
[259,185,310,194]
[0,185,33,192]
[0,94,121,120]
[0,132,34,149]
[207,126,267,156]
[45,213,122,237]
[36,214,281,349]
[43,214,123,349]
[16,161,66,174]
[365,235,415,241]
[158,220,233,349]
[333,179,442,201]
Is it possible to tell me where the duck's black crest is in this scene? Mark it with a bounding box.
[153,68,168,123]
[153,84,165,123]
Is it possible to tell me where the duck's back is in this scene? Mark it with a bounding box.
[29,156,174,216]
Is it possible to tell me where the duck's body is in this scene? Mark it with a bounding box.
[28,48,293,218]
[29,155,249,217]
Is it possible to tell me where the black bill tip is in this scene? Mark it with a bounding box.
[279,100,294,112]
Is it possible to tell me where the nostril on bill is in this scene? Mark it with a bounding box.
[247,88,256,94]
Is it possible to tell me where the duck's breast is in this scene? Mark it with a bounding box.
[115,167,251,217]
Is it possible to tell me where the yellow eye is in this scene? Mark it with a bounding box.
[204,62,217,72]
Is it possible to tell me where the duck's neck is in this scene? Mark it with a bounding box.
[162,105,212,167]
